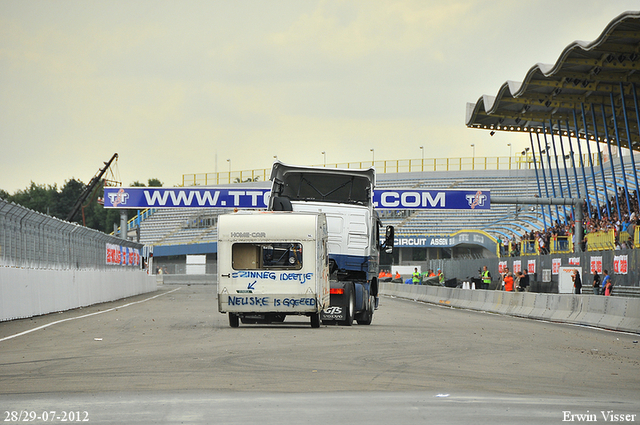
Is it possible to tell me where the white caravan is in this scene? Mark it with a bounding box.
[217,211,330,328]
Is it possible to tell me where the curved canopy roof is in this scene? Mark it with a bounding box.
[466,11,640,151]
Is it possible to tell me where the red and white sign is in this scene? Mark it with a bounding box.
[498,261,507,273]
[527,259,536,274]
[614,255,628,275]
[552,258,561,275]
[513,260,521,274]
[106,243,140,266]
[590,256,602,274]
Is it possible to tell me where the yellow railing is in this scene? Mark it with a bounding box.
[586,230,616,251]
[621,227,639,249]
[619,229,631,247]
[550,235,573,254]
[181,153,599,186]
[520,239,540,256]
[498,240,525,257]
[497,236,575,256]
[110,208,154,236]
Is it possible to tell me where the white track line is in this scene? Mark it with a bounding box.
[0,287,182,343]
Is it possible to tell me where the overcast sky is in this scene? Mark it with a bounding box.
[1,1,638,192]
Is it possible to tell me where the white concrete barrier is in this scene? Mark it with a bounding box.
[615,298,640,332]
[528,294,549,321]
[380,283,640,334]
[598,297,633,331]
[0,267,157,322]
[573,295,607,328]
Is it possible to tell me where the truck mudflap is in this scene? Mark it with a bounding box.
[320,305,347,322]
[321,281,374,325]
[320,282,356,325]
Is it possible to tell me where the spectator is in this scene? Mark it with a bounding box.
[601,270,611,296]
[502,267,514,292]
[519,269,530,292]
[592,271,601,295]
[514,271,523,291]
[572,269,582,295]
[412,268,420,285]
[604,274,614,296]
[481,266,491,290]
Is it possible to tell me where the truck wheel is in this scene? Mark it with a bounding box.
[228,313,239,328]
[356,295,374,325]
[310,313,320,328]
[341,283,355,326]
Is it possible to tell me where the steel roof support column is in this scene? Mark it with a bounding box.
[557,120,574,221]
[579,105,599,218]
[529,132,547,229]
[564,119,586,218]
[590,104,610,218]
[622,83,640,211]
[571,110,591,217]
[601,103,622,220]
[491,196,584,251]
[570,110,591,220]
[542,122,561,225]
[610,91,632,216]
[536,132,553,226]
[549,120,568,223]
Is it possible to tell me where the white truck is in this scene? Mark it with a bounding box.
[217,211,330,328]
[268,161,394,326]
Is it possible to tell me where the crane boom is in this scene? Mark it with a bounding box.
[66,153,119,222]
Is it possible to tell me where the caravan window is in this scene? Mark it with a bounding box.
[232,243,302,270]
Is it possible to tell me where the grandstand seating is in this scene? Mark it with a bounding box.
[139,208,224,246]
[377,169,544,239]
[135,155,639,248]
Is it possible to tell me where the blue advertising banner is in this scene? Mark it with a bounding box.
[383,231,496,250]
[103,188,271,209]
[372,189,489,210]
[103,188,490,210]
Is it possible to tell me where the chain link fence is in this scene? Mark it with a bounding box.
[0,198,143,270]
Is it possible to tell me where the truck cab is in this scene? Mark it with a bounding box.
[268,161,394,325]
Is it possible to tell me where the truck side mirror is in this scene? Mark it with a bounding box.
[383,225,394,254]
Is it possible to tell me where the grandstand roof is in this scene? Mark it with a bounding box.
[466,11,640,151]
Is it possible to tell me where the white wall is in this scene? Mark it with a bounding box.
[0,268,157,322]
[186,254,207,275]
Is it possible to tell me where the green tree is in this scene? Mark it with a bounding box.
[2,177,163,234]
[8,181,59,215]
[147,178,163,187]
[56,178,85,221]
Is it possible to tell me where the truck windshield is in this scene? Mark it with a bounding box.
[280,172,370,205]
[232,243,302,270]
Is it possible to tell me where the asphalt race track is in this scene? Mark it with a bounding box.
[1,285,638,424]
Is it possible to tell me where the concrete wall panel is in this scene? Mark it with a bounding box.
[1,268,157,322]
[380,283,639,334]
